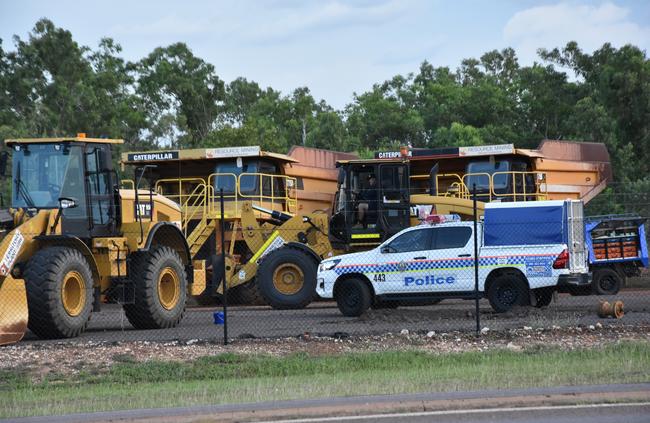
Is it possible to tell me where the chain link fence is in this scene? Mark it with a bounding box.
[4,183,649,347]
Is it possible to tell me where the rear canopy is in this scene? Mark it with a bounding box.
[483,200,568,246]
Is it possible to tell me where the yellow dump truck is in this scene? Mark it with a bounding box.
[0,136,200,345]
[332,140,612,248]
[120,146,350,307]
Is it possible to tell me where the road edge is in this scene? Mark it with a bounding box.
[5,383,650,423]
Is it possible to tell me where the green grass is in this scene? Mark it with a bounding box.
[2,342,650,418]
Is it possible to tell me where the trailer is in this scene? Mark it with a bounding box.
[583,215,648,295]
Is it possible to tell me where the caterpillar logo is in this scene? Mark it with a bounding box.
[127,151,179,161]
[134,202,153,219]
[375,150,412,159]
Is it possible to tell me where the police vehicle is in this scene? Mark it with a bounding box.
[317,200,590,316]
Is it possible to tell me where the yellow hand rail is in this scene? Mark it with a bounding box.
[491,171,547,201]
[154,178,208,233]
[150,172,300,220]
[435,171,547,202]
[461,172,493,201]
[237,172,298,214]
[207,173,239,217]
[182,183,207,236]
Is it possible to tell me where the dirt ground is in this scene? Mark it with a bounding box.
[2,324,649,382]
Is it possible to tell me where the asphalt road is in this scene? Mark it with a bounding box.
[267,403,650,423]
[20,289,650,344]
[5,383,650,423]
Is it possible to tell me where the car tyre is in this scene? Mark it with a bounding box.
[487,273,528,313]
[336,278,372,317]
[592,268,622,295]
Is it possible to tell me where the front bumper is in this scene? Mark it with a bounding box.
[316,272,337,298]
[558,273,591,286]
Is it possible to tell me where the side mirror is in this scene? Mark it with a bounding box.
[380,246,391,254]
[58,197,78,209]
[0,151,8,176]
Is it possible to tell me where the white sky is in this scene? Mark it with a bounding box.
[1,0,649,109]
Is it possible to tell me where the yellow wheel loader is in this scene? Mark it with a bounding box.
[0,136,193,345]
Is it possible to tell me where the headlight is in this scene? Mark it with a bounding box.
[319,259,341,272]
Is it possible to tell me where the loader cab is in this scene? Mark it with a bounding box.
[8,137,122,239]
[330,160,410,249]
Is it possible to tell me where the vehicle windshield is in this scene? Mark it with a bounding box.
[12,143,84,209]
[465,160,511,191]
[214,159,259,194]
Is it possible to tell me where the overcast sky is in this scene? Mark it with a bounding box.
[1,1,649,109]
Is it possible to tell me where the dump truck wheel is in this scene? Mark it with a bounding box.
[24,247,94,339]
[335,277,372,317]
[257,246,317,309]
[487,274,528,313]
[592,268,622,295]
[124,246,187,329]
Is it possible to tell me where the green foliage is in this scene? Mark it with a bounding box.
[432,122,483,147]
[1,20,649,213]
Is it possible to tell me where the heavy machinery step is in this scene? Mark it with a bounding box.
[187,218,217,256]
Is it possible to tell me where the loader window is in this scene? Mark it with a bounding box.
[12,143,86,218]
[85,146,112,226]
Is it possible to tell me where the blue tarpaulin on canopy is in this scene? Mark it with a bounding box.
[484,204,566,246]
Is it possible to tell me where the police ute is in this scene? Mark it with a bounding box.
[317,200,589,316]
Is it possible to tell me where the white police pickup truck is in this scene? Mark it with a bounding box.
[317,200,590,316]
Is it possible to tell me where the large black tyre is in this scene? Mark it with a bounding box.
[487,273,528,313]
[533,287,554,308]
[592,268,622,295]
[335,277,372,317]
[257,246,318,309]
[123,246,187,329]
[24,246,94,339]
[228,280,266,305]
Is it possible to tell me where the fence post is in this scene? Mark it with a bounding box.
[220,188,228,345]
[473,184,481,336]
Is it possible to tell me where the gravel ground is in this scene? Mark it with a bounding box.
[17,289,650,345]
[2,324,649,382]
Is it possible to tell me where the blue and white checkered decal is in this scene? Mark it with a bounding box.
[333,254,556,275]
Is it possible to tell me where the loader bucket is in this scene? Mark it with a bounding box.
[0,276,28,345]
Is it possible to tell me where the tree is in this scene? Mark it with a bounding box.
[1,19,145,143]
[136,43,225,148]
[433,122,483,147]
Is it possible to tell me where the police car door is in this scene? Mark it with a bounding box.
[375,227,433,293]
[427,225,475,292]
